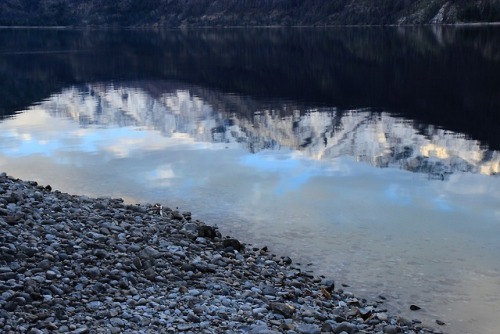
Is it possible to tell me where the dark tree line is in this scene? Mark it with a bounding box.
[1,0,500,27]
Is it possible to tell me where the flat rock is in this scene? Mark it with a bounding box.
[269,302,295,318]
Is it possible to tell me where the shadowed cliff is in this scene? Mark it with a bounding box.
[1,0,500,27]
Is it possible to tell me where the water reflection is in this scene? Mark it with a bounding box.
[1,82,500,334]
[28,82,500,178]
[1,27,500,149]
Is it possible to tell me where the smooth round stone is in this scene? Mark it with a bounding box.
[33,191,43,202]
[38,259,51,270]
[252,307,268,315]
[3,301,17,312]
[110,327,121,334]
[50,284,64,295]
[383,325,398,334]
[249,324,271,334]
[143,246,162,259]
[177,323,193,331]
[188,289,201,296]
[71,327,89,334]
[220,298,233,307]
[110,317,126,327]
[182,223,198,233]
[240,304,252,312]
[94,249,108,259]
[376,312,389,321]
[334,322,358,334]
[187,312,200,323]
[262,286,276,296]
[199,321,210,329]
[216,306,228,314]
[251,287,262,294]
[87,301,102,309]
[45,270,58,280]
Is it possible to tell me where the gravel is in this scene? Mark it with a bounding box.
[0,172,440,333]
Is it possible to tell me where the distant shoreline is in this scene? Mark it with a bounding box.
[1,21,500,30]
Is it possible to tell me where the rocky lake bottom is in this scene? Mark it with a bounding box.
[0,172,444,334]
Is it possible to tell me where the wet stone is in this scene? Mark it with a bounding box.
[223,238,243,252]
[410,304,421,311]
[436,319,446,326]
[198,225,217,238]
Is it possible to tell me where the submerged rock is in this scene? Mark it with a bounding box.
[198,225,217,238]
[222,238,243,252]
[410,304,422,311]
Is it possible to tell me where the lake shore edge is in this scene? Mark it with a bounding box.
[1,22,500,30]
[0,172,439,334]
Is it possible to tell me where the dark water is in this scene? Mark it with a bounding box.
[1,27,500,334]
[1,27,500,148]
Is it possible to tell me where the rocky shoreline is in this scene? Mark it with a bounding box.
[0,173,440,334]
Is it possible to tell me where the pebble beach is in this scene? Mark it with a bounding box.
[0,172,441,334]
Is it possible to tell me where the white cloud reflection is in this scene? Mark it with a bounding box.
[0,82,499,334]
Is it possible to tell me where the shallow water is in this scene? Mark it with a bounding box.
[1,26,500,333]
[0,82,499,334]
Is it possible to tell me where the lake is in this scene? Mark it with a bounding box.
[0,27,499,334]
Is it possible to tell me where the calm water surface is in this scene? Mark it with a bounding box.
[1,27,500,334]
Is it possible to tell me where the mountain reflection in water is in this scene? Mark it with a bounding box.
[1,26,500,150]
[1,25,500,334]
[1,81,500,334]
[40,82,500,178]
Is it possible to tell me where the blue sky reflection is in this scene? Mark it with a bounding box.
[384,183,413,206]
[240,153,327,195]
[0,83,499,334]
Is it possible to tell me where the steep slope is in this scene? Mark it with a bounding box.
[0,0,499,27]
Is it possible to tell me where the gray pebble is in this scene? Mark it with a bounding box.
[0,175,430,334]
[383,325,398,334]
[296,324,321,334]
[109,317,125,327]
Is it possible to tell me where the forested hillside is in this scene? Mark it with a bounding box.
[1,0,499,27]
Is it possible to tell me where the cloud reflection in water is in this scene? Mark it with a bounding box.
[0,82,499,334]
